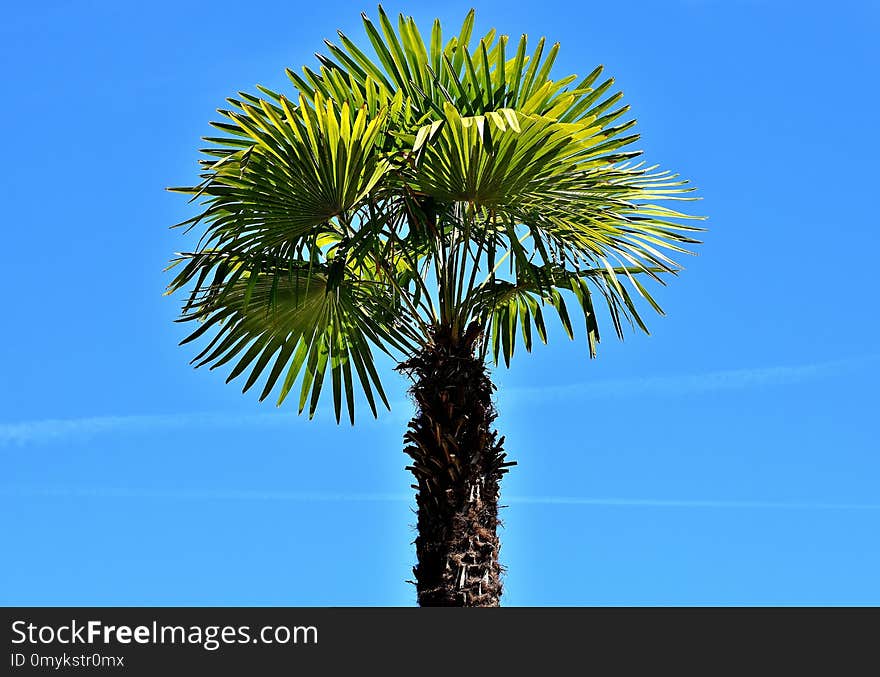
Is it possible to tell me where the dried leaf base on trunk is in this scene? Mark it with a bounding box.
[397,325,515,607]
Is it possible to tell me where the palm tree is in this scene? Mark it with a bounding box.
[166,6,702,606]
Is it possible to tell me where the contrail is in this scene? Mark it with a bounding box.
[0,412,288,447]
[1,486,878,511]
[0,486,406,503]
[504,354,877,401]
[0,408,409,447]
[505,495,880,510]
[0,355,874,447]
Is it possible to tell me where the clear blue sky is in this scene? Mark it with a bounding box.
[2,0,878,605]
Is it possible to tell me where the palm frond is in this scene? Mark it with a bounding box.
[174,257,415,423]
[167,6,705,421]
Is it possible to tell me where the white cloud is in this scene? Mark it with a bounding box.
[505,495,880,510]
[1,486,878,511]
[0,355,874,447]
[504,355,877,401]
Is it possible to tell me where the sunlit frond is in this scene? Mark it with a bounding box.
[168,6,704,420]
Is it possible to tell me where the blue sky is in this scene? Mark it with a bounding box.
[2,0,878,605]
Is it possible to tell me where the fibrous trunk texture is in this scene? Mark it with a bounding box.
[396,323,514,607]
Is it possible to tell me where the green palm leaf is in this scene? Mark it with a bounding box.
[167,6,704,421]
[171,257,415,423]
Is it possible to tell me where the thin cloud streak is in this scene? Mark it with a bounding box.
[0,486,406,503]
[504,354,878,402]
[0,355,875,447]
[1,486,878,511]
[0,412,293,447]
[507,496,880,510]
[0,408,409,448]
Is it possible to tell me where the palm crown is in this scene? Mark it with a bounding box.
[167,7,703,425]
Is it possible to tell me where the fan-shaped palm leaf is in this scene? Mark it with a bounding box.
[168,4,703,422]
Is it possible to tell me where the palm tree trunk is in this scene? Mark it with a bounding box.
[396,323,515,606]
